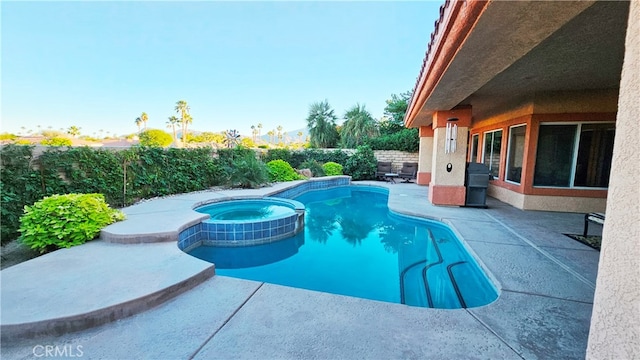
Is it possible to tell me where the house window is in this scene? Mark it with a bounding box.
[506,125,526,184]
[469,134,479,162]
[483,130,502,179]
[533,123,614,188]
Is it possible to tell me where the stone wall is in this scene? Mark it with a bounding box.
[373,150,419,172]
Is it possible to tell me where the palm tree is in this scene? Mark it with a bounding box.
[251,125,256,142]
[277,125,283,144]
[306,100,339,148]
[257,123,263,137]
[67,126,81,138]
[141,112,149,130]
[174,100,191,143]
[166,116,179,143]
[340,104,379,148]
[297,131,303,143]
[135,117,142,132]
[267,130,275,145]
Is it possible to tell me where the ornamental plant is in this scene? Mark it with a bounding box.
[266,159,304,182]
[19,193,126,253]
[344,145,377,180]
[322,162,343,176]
[299,159,325,177]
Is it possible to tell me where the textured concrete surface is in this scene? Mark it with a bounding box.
[1,181,600,359]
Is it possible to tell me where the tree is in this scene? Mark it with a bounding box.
[224,129,241,148]
[297,131,303,142]
[341,104,378,148]
[138,129,173,147]
[277,125,283,144]
[381,91,413,135]
[306,100,339,148]
[141,112,149,130]
[166,116,179,143]
[135,117,142,132]
[267,130,275,145]
[257,123,263,137]
[251,125,256,142]
[175,100,191,143]
[67,126,81,138]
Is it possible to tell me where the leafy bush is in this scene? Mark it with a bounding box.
[40,137,73,146]
[299,160,325,177]
[138,129,173,147]
[266,159,304,182]
[366,128,419,152]
[302,148,350,166]
[0,145,226,243]
[344,145,377,180]
[0,133,17,141]
[19,193,125,253]
[262,149,307,168]
[323,162,343,176]
[222,151,269,188]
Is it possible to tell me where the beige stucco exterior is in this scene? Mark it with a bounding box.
[430,126,468,187]
[417,136,433,177]
[488,185,607,213]
[587,1,640,357]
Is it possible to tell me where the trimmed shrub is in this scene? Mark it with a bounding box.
[299,159,325,177]
[344,145,377,180]
[366,128,419,152]
[302,148,350,166]
[40,137,72,146]
[19,193,125,253]
[266,159,304,182]
[138,129,173,147]
[322,162,343,176]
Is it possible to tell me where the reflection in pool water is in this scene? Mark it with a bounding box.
[188,186,498,309]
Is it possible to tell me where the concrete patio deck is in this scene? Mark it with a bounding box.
[0,180,600,359]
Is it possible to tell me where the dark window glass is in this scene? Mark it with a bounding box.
[470,134,479,162]
[574,124,615,187]
[506,126,526,184]
[533,125,576,187]
[483,130,502,178]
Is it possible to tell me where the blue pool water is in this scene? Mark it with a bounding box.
[188,186,498,308]
[197,200,295,220]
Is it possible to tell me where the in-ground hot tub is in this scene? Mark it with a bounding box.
[178,197,305,252]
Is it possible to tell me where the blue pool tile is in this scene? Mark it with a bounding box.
[245,231,254,240]
[234,223,243,232]
[235,232,244,240]
[277,218,285,226]
[253,230,263,240]
[245,223,253,232]
[262,229,270,238]
[225,224,233,232]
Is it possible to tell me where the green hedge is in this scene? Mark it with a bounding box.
[0,145,225,244]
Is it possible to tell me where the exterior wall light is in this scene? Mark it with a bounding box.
[445,117,458,153]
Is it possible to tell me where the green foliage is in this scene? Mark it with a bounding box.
[322,162,343,176]
[383,91,413,129]
[138,129,173,147]
[344,145,377,180]
[262,148,306,168]
[299,160,325,177]
[302,148,350,166]
[0,133,17,141]
[222,151,269,188]
[306,100,340,148]
[366,128,419,152]
[19,193,125,253]
[266,159,303,182]
[189,131,225,144]
[40,137,73,146]
[341,104,378,148]
[0,145,226,243]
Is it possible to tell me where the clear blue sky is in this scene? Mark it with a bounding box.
[2,1,441,138]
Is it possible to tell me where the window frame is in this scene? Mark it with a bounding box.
[534,121,614,190]
[482,129,503,180]
[505,124,527,185]
[469,133,479,163]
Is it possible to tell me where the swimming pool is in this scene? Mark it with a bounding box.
[188,186,498,309]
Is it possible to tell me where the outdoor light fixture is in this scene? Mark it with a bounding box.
[445,117,458,154]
